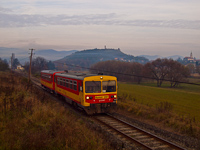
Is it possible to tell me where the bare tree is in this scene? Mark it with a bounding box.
[167,59,190,87]
[143,58,169,87]
[0,58,9,71]
[130,62,143,84]
[90,60,144,83]
[12,58,20,69]
[24,57,48,74]
[186,63,195,74]
[196,66,200,74]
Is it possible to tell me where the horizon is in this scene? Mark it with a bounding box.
[1,0,200,58]
[1,47,195,61]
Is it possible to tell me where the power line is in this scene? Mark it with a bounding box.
[53,61,200,86]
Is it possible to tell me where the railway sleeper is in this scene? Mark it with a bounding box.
[134,135,149,140]
[111,125,126,128]
[123,131,138,135]
[140,137,156,143]
[119,128,135,132]
[104,121,119,124]
[152,144,170,150]
[108,122,123,125]
[129,132,143,137]
[147,141,164,148]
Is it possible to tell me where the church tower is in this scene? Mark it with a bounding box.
[190,52,193,58]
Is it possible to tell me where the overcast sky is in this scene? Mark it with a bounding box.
[1,0,200,58]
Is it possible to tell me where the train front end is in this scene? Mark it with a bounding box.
[82,75,117,114]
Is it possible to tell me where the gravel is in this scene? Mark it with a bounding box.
[111,112,200,150]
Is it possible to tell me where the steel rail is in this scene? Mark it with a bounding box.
[94,116,154,149]
[94,114,186,150]
[107,113,187,150]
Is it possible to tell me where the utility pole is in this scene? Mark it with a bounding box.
[10,56,13,71]
[28,48,35,83]
[10,53,15,72]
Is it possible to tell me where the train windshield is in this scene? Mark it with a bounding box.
[85,81,101,93]
[102,81,116,93]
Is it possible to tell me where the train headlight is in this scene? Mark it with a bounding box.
[86,96,89,100]
[114,95,117,98]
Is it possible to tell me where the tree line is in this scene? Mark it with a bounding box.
[0,58,9,71]
[0,57,56,74]
[0,56,192,87]
[90,58,190,87]
[24,57,55,74]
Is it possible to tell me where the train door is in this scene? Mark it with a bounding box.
[79,81,84,105]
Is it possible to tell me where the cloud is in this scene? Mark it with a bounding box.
[0,12,117,27]
[121,20,200,30]
[1,11,200,30]
[0,6,12,13]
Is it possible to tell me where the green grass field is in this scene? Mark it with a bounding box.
[118,82,200,121]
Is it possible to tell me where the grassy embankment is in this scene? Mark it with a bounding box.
[117,80,200,138]
[0,72,113,150]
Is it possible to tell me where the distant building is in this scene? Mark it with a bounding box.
[183,52,196,63]
[16,65,24,71]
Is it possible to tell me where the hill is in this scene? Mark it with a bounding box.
[35,49,77,61]
[0,47,77,64]
[54,48,149,70]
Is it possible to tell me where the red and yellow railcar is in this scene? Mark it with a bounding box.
[41,70,117,114]
[41,70,64,92]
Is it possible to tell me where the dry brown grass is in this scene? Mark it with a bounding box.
[117,94,200,138]
[0,71,113,150]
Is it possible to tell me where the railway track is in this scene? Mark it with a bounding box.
[93,114,186,150]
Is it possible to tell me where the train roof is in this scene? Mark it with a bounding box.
[41,70,116,80]
[41,70,64,75]
[55,72,103,80]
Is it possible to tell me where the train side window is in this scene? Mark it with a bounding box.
[70,80,72,89]
[66,79,69,88]
[63,79,66,87]
[57,77,60,85]
[73,81,77,91]
[60,78,63,85]
[48,75,51,82]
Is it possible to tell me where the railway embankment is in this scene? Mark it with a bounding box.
[0,71,115,149]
